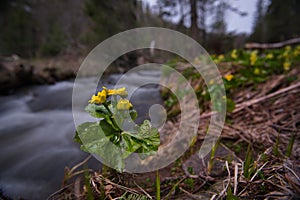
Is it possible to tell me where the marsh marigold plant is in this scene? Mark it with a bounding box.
[74,87,160,171]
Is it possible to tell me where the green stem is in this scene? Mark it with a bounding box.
[156,170,161,200]
[103,102,120,130]
[103,102,113,116]
[208,140,219,175]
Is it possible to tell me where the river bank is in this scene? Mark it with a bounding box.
[0,55,82,95]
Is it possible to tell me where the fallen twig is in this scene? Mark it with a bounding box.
[233,82,300,113]
[200,81,300,118]
[245,37,300,49]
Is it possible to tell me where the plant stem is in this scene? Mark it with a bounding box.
[208,140,219,175]
[103,102,120,130]
[103,102,113,116]
[156,170,161,200]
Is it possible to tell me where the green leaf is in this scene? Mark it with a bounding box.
[74,130,83,145]
[118,120,160,159]
[139,120,152,134]
[121,133,142,158]
[75,121,124,171]
[244,144,253,179]
[76,122,109,153]
[99,119,118,137]
[226,186,239,200]
[135,120,160,157]
[85,104,109,118]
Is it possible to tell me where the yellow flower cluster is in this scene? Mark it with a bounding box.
[89,90,107,104]
[250,51,258,66]
[88,87,128,104]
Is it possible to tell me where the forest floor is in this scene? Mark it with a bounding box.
[49,48,300,200]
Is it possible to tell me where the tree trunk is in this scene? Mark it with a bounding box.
[190,0,198,40]
[199,0,206,44]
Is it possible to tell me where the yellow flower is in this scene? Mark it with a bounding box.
[103,87,128,97]
[214,54,225,64]
[283,52,289,58]
[218,54,225,60]
[293,50,300,57]
[266,53,274,59]
[285,46,291,52]
[293,46,300,57]
[254,68,260,75]
[213,58,219,64]
[283,46,291,58]
[231,49,238,59]
[283,61,291,71]
[224,74,234,81]
[117,99,132,110]
[88,90,107,104]
[250,50,258,66]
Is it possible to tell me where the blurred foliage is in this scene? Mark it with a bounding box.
[0,1,36,57]
[250,0,300,43]
[84,0,137,43]
[265,0,300,42]
[162,46,300,115]
[0,0,300,58]
[40,22,67,56]
[0,0,88,57]
[0,0,164,58]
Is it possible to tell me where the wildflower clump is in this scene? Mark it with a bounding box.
[74,86,160,171]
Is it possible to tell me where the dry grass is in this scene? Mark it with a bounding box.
[50,66,300,200]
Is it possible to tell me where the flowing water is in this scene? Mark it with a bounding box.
[0,69,162,199]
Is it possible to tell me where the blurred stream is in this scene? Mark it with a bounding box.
[0,69,162,199]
